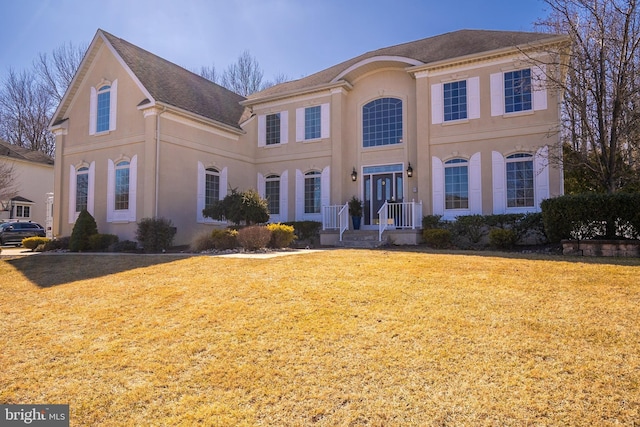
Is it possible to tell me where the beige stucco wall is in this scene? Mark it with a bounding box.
[0,156,53,225]
[53,37,565,247]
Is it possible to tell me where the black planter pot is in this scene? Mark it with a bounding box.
[352,216,361,230]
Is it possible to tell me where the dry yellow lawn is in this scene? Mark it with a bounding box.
[1,249,639,426]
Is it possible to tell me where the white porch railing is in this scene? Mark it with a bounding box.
[378,200,423,241]
[323,200,423,242]
[322,203,349,241]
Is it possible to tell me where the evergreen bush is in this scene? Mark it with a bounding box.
[422,229,452,249]
[89,234,119,251]
[70,209,98,252]
[210,229,239,250]
[136,217,176,253]
[22,237,51,251]
[489,228,518,250]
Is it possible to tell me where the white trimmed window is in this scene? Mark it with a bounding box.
[432,153,482,219]
[107,155,137,222]
[197,162,228,223]
[14,203,32,219]
[295,166,329,221]
[432,77,480,124]
[491,66,546,116]
[258,170,289,223]
[296,104,330,141]
[258,111,289,147]
[89,79,117,135]
[492,147,549,214]
[68,162,95,223]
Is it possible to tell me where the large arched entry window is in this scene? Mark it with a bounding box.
[362,97,403,147]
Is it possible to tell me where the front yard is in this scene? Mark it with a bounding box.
[1,250,639,426]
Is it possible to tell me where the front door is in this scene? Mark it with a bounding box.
[363,165,404,226]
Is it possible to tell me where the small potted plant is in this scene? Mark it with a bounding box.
[348,196,363,230]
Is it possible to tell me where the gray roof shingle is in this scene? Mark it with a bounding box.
[101,30,247,130]
[0,139,54,165]
[249,29,565,100]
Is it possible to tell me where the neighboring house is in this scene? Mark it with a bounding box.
[49,29,569,246]
[0,138,54,229]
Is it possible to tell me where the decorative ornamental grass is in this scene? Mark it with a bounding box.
[1,250,639,426]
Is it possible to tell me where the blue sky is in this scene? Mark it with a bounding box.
[0,0,550,83]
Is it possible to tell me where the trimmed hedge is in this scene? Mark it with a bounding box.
[541,193,640,242]
[88,234,119,251]
[267,223,296,248]
[422,229,452,249]
[22,237,51,251]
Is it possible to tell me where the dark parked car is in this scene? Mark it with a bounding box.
[0,222,46,246]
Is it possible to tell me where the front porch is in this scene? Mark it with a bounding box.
[320,201,423,247]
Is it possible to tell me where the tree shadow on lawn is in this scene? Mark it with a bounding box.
[5,253,195,288]
[383,245,640,267]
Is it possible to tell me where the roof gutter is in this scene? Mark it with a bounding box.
[241,80,353,107]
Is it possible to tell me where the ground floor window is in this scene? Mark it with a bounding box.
[304,171,321,214]
[506,153,534,208]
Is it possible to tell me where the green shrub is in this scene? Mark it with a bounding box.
[203,188,269,225]
[489,228,518,250]
[237,226,272,250]
[44,236,70,251]
[422,229,452,249]
[211,229,239,250]
[22,237,51,251]
[136,217,177,253]
[283,221,322,242]
[109,240,138,253]
[267,223,296,248]
[422,215,444,229]
[450,215,487,245]
[89,234,119,251]
[541,193,640,242]
[70,209,98,252]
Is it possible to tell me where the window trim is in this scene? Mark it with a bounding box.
[89,79,118,135]
[490,66,547,117]
[432,153,482,219]
[362,97,404,148]
[197,162,228,223]
[107,155,136,223]
[68,162,95,223]
[258,111,289,147]
[295,104,330,142]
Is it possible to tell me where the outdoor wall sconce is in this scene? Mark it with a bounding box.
[406,162,413,177]
[351,167,358,181]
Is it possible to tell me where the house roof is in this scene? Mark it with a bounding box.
[100,30,248,130]
[247,29,567,102]
[50,30,248,131]
[0,138,54,166]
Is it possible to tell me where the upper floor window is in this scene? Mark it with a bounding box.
[75,166,89,212]
[296,104,330,142]
[444,159,469,210]
[90,80,117,135]
[504,69,532,113]
[362,97,403,147]
[304,171,321,214]
[266,113,281,145]
[443,81,467,122]
[265,174,280,215]
[506,153,534,208]
[205,168,220,209]
[305,106,321,140]
[97,85,111,132]
[115,161,130,211]
[258,111,288,147]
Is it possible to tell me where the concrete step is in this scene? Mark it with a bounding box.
[335,231,386,248]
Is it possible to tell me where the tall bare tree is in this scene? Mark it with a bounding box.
[0,41,85,158]
[35,41,87,104]
[0,161,18,207]
[537,0,640,193]
[220,50,265,97]
[0,68,55,156]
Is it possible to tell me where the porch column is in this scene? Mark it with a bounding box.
[414,70,431,215]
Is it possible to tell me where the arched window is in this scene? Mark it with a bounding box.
[75,166,89,212]
[506,153,534,207]
[362,98,403,147]
[115,160,130,210]
[205,168,220,209]
[304,171,321,214]
[96,85,111,133]
[444,159,469,210]
[265,174,280,215]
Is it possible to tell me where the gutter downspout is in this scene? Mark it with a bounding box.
[155,107,166,217]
